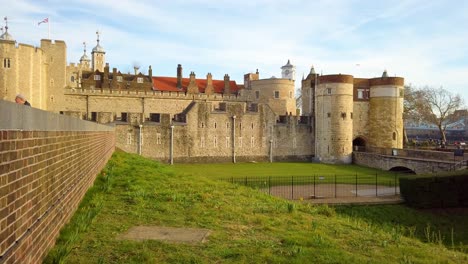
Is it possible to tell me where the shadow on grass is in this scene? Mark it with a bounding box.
[334,204,468,252]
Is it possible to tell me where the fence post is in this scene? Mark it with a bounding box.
[291,176,294,200]
[334,174,337,198]
[375,173,378,197]
[268,176,271,196]
[355,173,358,197]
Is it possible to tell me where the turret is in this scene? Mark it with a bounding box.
[368,71,404,149]
[315,74,354,164]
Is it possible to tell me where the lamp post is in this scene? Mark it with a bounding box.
[138,124,143,155]
[170,125,174,165]
[232,115,236,163]
[269,139,273,163]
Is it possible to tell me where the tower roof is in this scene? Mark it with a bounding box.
[382,69,388,77]
[0,17,14,41]
[281,59,295,69]
[310,65,316,74]
[80,41,91,62]
[92,31,105,53]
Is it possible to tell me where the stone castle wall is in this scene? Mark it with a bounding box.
[114,101,314,163]
[0,41,48,109]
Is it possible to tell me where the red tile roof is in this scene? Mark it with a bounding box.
[152,77,240,94]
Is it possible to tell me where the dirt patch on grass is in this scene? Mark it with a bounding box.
[117,226,211,244]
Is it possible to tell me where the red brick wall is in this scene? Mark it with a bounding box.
[0,130,115,263]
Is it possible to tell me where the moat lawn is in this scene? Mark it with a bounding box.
[45,150,468,263]
[173,161,397,179]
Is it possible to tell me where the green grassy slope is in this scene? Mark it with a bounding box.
[45,150,468,264]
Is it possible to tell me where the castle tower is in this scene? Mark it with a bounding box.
[92,31,105,72]
[79,41,91,70]
[0,17,14,41]
[281,59,296,81]
[315,74,354,164]
[301,65,319,116]
[368,71,404,149]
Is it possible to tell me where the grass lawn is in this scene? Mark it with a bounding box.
[45,150,468,263]
[172,162,398,179]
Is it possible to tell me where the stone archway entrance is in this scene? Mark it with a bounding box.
[353,137,366,151]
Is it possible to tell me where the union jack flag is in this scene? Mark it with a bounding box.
[38,18,48,26]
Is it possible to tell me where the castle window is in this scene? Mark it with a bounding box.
[327,113,331,118]
[393,132,397,140]
[327,88,332,95]
[121,113,128,122]
[201,122,205,128]
[149,113,160,122]
[3,58,11,68]
[214,136,218,148]
[357,88,369,99]
[71,76,75,82]
[91,112,97,122]
[341,112,346,119]
[274,91,280,99]
[226,122,230,129]
[351,112,353,119]
[214,122,217,129]
[137,77,144,83]
[250,136,255,148]
[251,123,254,129]
[255,91,260,99]
[94,75,101,81]
[117,76,123,82]
[156,133,161,144]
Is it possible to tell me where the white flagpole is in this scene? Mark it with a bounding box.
[48,17,50,39]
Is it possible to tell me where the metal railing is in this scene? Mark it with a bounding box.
[225,174,403,200]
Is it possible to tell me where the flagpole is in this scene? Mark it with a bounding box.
[48,17,50,39]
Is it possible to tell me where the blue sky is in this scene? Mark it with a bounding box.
[2,0,468,101]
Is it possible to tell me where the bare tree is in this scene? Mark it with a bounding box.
[418,86,463,143]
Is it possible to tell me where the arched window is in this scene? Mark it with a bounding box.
[393,132,396,140]
[71,76,75,82]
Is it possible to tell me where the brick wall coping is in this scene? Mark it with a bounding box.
[0,100,114,131]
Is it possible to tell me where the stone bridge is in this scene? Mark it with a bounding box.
[353,147,468,174]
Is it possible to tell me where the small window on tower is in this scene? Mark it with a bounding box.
[274,91,280,99]
[327,88,332,95]
[327,113,331,118]
[94,75,101,81]
[255,91,260,99]
[137,77,144,83]
[71,76,75,82]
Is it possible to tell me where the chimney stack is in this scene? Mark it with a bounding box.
[224,74,231,95]
[177,64,183,89]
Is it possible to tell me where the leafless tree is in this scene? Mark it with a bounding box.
[418,86,463,143]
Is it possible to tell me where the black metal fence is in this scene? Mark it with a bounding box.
[225,174,402,200]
